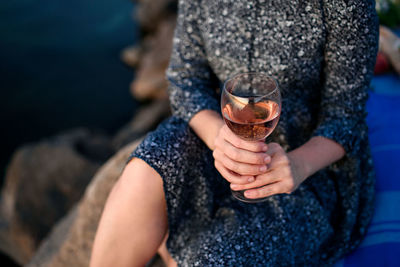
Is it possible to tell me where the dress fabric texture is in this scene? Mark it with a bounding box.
[129,0,378,266]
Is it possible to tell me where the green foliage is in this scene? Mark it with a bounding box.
[376,0,400,28]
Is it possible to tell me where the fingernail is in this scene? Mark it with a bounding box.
[260,166,267,172]
[231,184,238,189]
[264,156,270,163]
[248,177,255,182]
[263,145,268,151]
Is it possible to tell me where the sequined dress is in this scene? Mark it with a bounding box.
[129,0,378,265]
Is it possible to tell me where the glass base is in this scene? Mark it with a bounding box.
[231,189,270,203]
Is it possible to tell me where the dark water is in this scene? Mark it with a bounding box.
[0,0,139,187]
[0,2,139,263]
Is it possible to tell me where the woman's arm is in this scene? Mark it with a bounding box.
[168,0,272,183]
[312,0,378,157]
[229,137,345,199]
[191,109,345,198]
[167,0,220,124]
[288,136,345,184]
[189,110,224,151]
[191,110,271,184]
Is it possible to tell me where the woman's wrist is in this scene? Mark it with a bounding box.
[287,150,312,185]
[189,110,224,150]
[287,136,345,183]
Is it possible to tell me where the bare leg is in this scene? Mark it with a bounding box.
[158,233,178,267]
[90,158,168,267]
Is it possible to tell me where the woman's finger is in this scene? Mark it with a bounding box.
[222,125,268,152]
[230,169,280,191]
[242,181,287,199]
[264,142,282,157]
[214,160,254,184]
[221,138,271,165]
[214,131,270,167]
[213,149,267,176]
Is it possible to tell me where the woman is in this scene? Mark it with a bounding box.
[90,0,378,266]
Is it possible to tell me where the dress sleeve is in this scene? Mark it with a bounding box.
[166,0,220,123]
[313,0,379,156]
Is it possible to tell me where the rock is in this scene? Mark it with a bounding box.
[135,0,177,33]
[112,99,171,150]
[122,0,177,100]
[120,45,143,68]
[27,140,142,267]
[131,16,176,100]
[0,129,112,265]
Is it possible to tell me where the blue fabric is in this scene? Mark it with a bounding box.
[335,74,400,266]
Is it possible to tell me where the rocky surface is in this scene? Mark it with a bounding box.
[122,0,177,100]
[27,140,141,267]
[121,44,142,68]
[0,102,170,265]
[135,0,177,33]
[129,15,176,100]
[112,98,171,150]
[0,129,112,265]
[0,1,176,265]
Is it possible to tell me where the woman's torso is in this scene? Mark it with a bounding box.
[197,0,328,149]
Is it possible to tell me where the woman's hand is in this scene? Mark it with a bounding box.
[230,142,307,199]
[190,110,344,198]
[212,124,272,185]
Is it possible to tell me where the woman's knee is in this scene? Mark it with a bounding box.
[122,157,162,188]
[109,157,164,206]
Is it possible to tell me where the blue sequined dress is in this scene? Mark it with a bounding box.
[129,0,378,265]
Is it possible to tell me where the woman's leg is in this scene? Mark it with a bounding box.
[90,158,169,267]
[158,233,178,267]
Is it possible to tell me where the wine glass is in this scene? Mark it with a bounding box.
[221,72,281,203]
